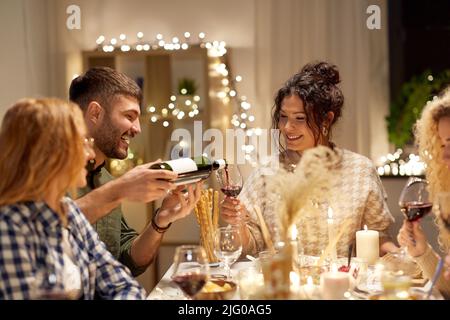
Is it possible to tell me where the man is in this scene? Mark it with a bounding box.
[69,67,201,276]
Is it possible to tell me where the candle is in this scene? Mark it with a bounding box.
[320,264,350,300]
[301,276,316,299]
[290,225,299,266]
[327,207,337,261]
[289,271,301,297]
[238,268,264,299]
[356,225,379,265]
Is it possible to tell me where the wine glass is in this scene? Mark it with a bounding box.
[214,226,242,279]
[171,245,210,299]
[398,176,432,255]
[436,192,450,231]
[215,164,243,198]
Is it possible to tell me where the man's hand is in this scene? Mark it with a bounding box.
[115,160,177,203]
[155,182,203,227]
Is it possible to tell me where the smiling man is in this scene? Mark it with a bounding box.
[69,67,202,277]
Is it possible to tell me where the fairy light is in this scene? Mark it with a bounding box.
[96,35,105,45]
[92,32,256,132]
[376,148,425,177]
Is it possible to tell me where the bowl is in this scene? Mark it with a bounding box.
[195,279,237,300]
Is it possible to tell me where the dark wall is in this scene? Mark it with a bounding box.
[388,0,450,99]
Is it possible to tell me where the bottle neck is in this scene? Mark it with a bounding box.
[213,159,227,170]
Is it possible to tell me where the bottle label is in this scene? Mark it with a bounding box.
[165,158,198,174]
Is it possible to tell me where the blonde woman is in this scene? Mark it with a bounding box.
[0,98,146,299]
[397,88,450,299]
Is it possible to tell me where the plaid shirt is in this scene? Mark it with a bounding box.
[0,198,146,300]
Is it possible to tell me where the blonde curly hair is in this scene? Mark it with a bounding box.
[414,87,450,250]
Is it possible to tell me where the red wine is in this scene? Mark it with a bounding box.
[401,202,432,221]
[172,273,207,297]
[221,185,242,197]
[225,166,230,186]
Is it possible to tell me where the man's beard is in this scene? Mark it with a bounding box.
[94,118,128,160]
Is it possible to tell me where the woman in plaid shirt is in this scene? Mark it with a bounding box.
[0,98,146,299]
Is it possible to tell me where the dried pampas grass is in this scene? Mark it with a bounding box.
[267,145,342,242]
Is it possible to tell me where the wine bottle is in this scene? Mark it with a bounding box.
[150,156,227,185]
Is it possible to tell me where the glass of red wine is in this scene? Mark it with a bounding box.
[398,176,432,254]
[215,164,243,198]
[171,245,210,299]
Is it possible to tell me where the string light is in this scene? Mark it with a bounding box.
[93,32,258,149]
[376,148,426,177]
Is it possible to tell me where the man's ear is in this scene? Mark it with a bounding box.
[86,101,103,125]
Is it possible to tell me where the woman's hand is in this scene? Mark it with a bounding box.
[396,220,428,257]
[444,250,450,280]
[220,196,246,225]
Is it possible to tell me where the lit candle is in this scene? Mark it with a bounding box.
[327,207,337,261]
[289,271,301,298]
[290,225,299,263]
[301,276,316,299]
[356,225,379,265]
[238,270,264,300]
[320,264,350,300]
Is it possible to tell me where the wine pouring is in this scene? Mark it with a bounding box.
[215,164,243,198]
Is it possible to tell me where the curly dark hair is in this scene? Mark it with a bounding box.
[272,61,344,150]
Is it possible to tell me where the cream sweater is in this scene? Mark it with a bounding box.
[239,148,395,257]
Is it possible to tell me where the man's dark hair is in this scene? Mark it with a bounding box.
[69,66,142,110]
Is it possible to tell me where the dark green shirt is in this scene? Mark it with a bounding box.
[79,165,147,277]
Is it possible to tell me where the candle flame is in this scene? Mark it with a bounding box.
[331,263,338,273]
[327,207,333,220]
[290,225,298,241]
[290,271,300,291]
[363,224,368,231]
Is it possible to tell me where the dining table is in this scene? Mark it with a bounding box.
[147,258,444,300]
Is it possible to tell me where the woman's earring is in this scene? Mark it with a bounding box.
[322,127,328,136]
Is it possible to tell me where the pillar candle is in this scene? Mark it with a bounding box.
[356,225,379,265]
[320,265,350,300]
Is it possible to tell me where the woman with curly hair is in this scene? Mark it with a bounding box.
[221,61,398,258]
[397,88,450,298]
